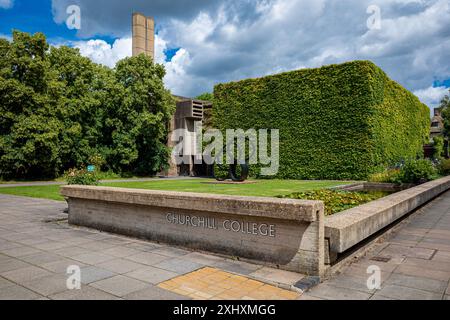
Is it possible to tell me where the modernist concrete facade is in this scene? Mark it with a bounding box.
[165,97,213,177]
[130,14,213,177]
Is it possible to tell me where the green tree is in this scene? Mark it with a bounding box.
[0,31,65,178]
[107,54,175,175]
[196,92,214,102]
[433,136,444,159]
[0,31,176,180]
[440,89,450,135]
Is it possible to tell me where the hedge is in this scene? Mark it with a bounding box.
[213,60,430,180]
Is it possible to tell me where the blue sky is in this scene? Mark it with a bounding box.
[1,0,117,44]
[1,0,449,108]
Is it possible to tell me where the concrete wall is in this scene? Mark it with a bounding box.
[325,176,450,260]
[61,186,326,276]
[132,13,154,59]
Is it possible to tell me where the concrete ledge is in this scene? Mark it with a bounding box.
[61,186,321,223]
[325,176,450,256]
[61,186,326,276]
[334,182,415,192]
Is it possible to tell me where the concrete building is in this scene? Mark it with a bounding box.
[165,97,213,177]
[131,14,213,177]
[430,108,445,141]
[424,108,448,159]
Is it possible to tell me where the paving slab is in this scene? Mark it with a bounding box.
[52,246,92,259]
[101,246,142,258]
[249,267,305,286]
[212,260,262,275]
[79,266,116,284]
[158,267,300,300]
[384,273,448,294]
[125,266,178,284]
[151,247,191,258]
[183,252,225,265]
[71,252,116,265]
[402,257,450,272]
[394,264,450,282]
[49,286,121,300]
[0,258,31,273]
[41,259,87,274]
[153,258,204,275]
[19,252,63,266]
[125,252,170,266]
[372,285,443,300]
[1,265,52,284]
[321,274,378,294]
[21,274,70,296]
[0,276,15,289]
[1,246,44,258]
[378,244,436,260]
[301,283,372,300]
[90,275,149,297]
[124,286,188,300]
[0,284,43,300]
[96,259,145,274]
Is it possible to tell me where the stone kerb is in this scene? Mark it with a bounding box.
[61,186,326,276]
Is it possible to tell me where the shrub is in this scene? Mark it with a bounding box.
[213,163,229,181]
[213,61,429,180]
[65,168,99,186]
[438,159,450,176]
[368,169,400,183]
[88,154,105,172]
[433,136,445,160]
[280,189,386,216]
[395,159,437,184]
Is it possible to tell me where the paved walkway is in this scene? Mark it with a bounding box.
[0,194,303,300]
[301,191,450,300]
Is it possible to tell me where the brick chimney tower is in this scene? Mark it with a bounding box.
[132,13,155,60]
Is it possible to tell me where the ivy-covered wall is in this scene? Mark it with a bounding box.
[213,60,430,180]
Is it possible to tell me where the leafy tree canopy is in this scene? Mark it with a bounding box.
[0,30,175,180]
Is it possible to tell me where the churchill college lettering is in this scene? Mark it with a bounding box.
[166,213,276,237]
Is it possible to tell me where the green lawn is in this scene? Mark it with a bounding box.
[0,179,353,201]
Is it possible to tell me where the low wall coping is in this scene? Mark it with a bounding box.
[60,185,324,223]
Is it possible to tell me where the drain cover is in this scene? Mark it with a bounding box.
[370,256,392,263]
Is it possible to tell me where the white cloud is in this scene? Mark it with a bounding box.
[414,86,449,109]
[63,34,193,96]
[72,37,132,68]
[50,0,450,97]
[0,0,13,9]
